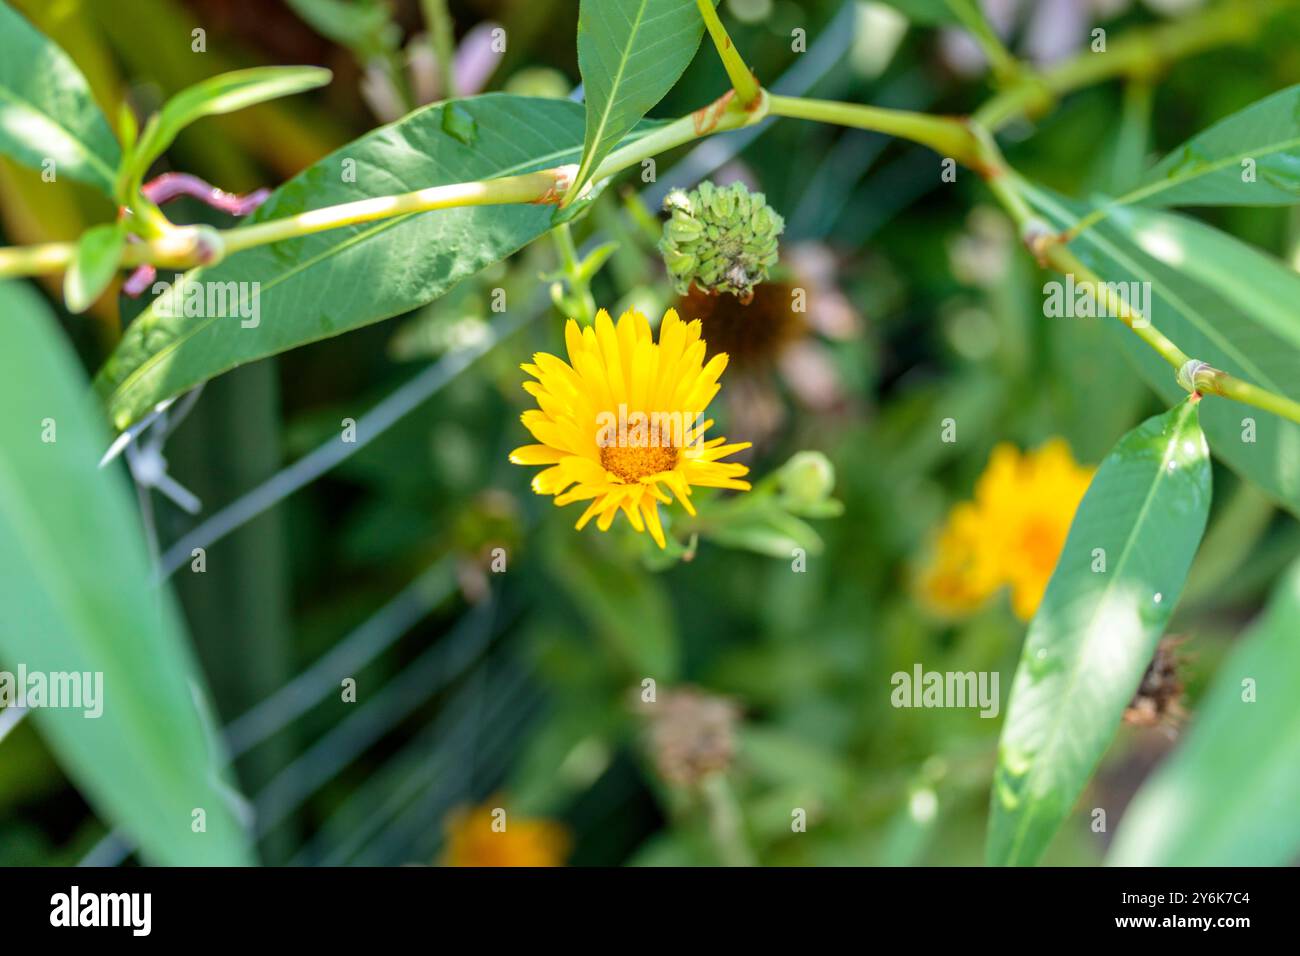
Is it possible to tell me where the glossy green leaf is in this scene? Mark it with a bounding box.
[129,66,332,182]
[64,222,126,314]
[1107,558,1300,866]
[1107,204,1300,352]
[987,399,1211,867]
[1126,83,1300,208]
[0,281,252,866]
[95,94,641,431]
[1027,184,1300,519]
[568,0,705,200]
[0,0,120,195]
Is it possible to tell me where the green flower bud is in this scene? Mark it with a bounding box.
[658,181,785,301]
[777,451,836,510]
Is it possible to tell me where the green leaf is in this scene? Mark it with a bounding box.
[1026,183,1300,519]
[64,222,126,314]
[1107,559,1300,866]
[706,507,824,558]
[0,280,252,866]
[95,94,646,431]
[1107,204,1300,353]
[128,66,332,183]
[0,0,120,195]
[987,399,1212,867]
[1125,83,1300,208]
[567,0,706,201]
[284,0,398,58]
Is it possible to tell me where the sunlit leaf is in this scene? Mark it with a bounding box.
[0,280,252,866]
[0,0,120,195]
[1128,83,1300,208]
[1027,183,1300,519]
[1107,558,1300,866]
[64,222,126,314]
[567,0,706,201]
[95,94,649,431]
[128,66,332,185]
[987,399,1211,866]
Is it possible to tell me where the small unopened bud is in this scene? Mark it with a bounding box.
[778,450,836,509]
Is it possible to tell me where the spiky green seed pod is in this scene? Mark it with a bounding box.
[658,181,785,301]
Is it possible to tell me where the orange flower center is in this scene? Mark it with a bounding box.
[600,441,680,483]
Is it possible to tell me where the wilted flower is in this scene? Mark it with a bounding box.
[677,240,863,444]
[510,308,751,549]
[640,687,740,788]
[659,181,784,302]
[1124,636,1187,732]
[441,802,569,867]
[918,439,1094,621]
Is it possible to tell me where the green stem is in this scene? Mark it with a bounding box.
[947,0,1021,86]
[970,129,1300,427]
[695,0,761,108]
[700,773,755,867]
[221,170,565,255]
[767,94,981,166]
[593,89,769,182]
[974,0,1277,130]
[420,0,457,99]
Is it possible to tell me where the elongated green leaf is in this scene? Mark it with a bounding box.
[568,0,705,200]
[130,66,332,180]
[95,94,641,431]
[1125,84,1300,208]
[0,281,252,866]
[1027,184,1300,519]
[64,222,126,314]
[1108,204,1300,353]
[987,400,1211,867]
[1107,559,1300,866]
[0,0,120,194]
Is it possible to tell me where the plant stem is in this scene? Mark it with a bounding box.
[970,128,1300,427]
[0,90,765,280]
[974,0,1278,130]
[700,772,755,867]
[695,0,761,108]
[767,94,981,166]
[947,0,1021,86]
[420,0,457,99]
[221,170,565,254]
[594,88,769,181]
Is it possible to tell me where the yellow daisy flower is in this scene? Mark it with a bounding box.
[509,308,752,548]
[441,802,569,867]
[919,439,1094,621]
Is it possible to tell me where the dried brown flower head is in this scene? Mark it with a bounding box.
[1124,636,1187,731]
[640,687,741,788]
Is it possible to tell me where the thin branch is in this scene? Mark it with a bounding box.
[974,0,1281,131]
[696,0,761,108]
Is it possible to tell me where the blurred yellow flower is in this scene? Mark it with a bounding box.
[510,308,751,548]
[442,803,569,867]
[919,439,1094,621]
